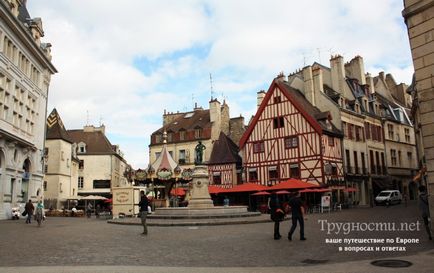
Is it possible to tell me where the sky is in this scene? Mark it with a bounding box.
[27,0,414,169]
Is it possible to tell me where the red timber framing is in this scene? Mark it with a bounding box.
[208,163,236,188]
[239,80,343,186]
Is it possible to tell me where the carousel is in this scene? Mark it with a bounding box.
[134,131,193,208]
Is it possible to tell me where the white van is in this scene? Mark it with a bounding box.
[375,190,402,206]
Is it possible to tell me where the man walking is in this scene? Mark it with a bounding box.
[418,185,432,240]
[24,200,34,224]
[288,191,306,241]
[139,191,149,235]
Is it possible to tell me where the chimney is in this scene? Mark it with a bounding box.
[379,71,386,82]
[257,90,266,109]
[313,66,324,93]
[209,99,222,141]
[276,71,287,82]
[365,73,375,94]
[345,56,366,84]
[330,55,345,94]
[303,66,315,106]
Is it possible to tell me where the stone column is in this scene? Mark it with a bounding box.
[188,165,214,208]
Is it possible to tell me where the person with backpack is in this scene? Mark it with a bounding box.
[268,192,284,240]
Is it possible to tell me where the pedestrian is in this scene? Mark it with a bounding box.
[35,200,45,227]
[139,190,149,235]
[418,185,432,240]
[268,192,284,240]
[288,191,307,241]
[86,203,92,218]
[24,199,34,224]
[96,204,101,218]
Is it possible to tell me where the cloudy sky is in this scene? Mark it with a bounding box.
[27,0,413,168]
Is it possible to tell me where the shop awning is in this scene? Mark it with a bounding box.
[225,183,268,193]
[275,190,291,195]
[269,179,318,190]
[251,191,270,196]
[208,185,228,194]
[343,187,358,192]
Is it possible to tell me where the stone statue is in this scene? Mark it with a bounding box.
[194,141,206,165]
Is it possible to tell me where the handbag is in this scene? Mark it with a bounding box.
[22,210,27,216]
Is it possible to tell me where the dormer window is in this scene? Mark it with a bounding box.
[77,142,86,153]
[167,131,174,142]
[155,134,162,143]
[194,127,202,139]
[179,129,186,141]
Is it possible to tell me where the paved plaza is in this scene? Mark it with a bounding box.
[0,201,433,272]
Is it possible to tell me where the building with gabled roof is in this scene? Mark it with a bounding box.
[0,0,57,219]
[44,109,79,209]
[149,99,245,175]
[67,125,129,198]
[239,75,344,189]
[208,132,242,188]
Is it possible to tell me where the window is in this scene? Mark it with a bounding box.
[353,151,358,173]
[78,177,84,189]
[361,152,366,174]
[268,166,278,180]
[407,152,412,162]
[365,122,371,140]
[342,122,347,138]
[328,136,334,146]
[78,143,86,153]
[405,128,410,142]
[168,151,173,157]
[253,141,265,153]
[285,136,298,149]
[44,164,48,173]
[43,181,47,191]
[289,164,300,178]
[273,116,285,129]
[44,147,49,156]
[179,130,186,141]
[61,151,65,161]
[79,160,84,169]
[391,149,397,166]
[213,173,221,185]
[398,151,402,166]
[388,124,394,140]
[248,168,258,181]
[348,124,354,140]
[355,126,361,141]
[155,134,162,143]
[273,96,281,104]
[155,152,161,159]
[331,164,338,176]
[179,150,186,164]
[167,132,173,142]
[195,128,202,139]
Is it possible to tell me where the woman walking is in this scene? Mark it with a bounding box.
[35,200,45,227]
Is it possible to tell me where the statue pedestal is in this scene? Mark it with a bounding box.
[188,165,214,208]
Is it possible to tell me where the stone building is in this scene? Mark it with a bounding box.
[149,99,245,177]
[402,0,434,216]
[286,55,417,205]
[0,0,57,219]
[44,109,79,209]
[67,125,129,198]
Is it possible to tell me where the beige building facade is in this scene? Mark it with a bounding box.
[403,0,434,216]
[0,0,56,219]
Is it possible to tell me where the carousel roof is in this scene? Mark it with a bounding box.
[148,131,182,179]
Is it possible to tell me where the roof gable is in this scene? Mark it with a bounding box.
[67,130,115,155]
[208,132,241,165]
[239,79,323,148]
[46,108,73,143]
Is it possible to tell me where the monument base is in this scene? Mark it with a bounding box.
[187,198,214,209]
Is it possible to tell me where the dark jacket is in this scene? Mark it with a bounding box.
[25,202,34,214]
[139,195,149,212]
[269,194,284,222]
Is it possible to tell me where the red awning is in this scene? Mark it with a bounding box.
[208,185,228,194]
[104,198,112,203]
[170,188,186,196]
[299,188,331,193]
[275,190,291,195]
[225,183,268,193]
[343,187,358,192]
[251,191,271,196]
[269,179,318,190]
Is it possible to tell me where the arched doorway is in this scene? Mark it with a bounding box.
[22,158,31,202]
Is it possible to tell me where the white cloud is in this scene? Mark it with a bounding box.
[28,0,413,168]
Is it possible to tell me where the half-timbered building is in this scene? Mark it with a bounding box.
[208,132,242,188]
[239,75,344,187]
